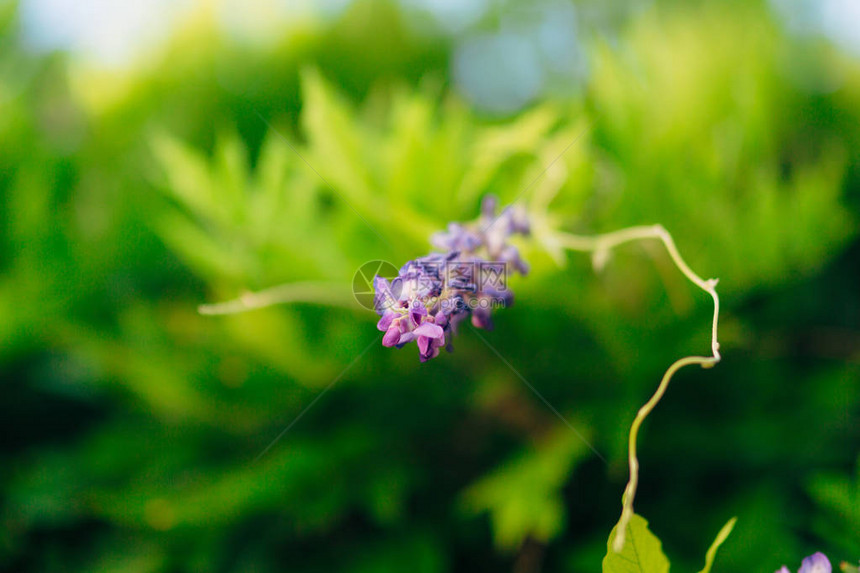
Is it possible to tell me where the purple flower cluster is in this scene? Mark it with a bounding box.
[776,552,832,573]
[431,195,530,275]
[373,196,529,361]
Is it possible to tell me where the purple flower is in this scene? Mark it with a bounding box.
[414,321,446,361]
[776,552,832,573]
[799,553,831,573]
[431,195,530,276]
[373,196,529,361]
[431,223,482,252]
[373,253,456,361]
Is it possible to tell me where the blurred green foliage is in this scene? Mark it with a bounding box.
[1,0,859,572]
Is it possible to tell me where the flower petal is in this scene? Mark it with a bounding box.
[377,311,395,332]
[413,322,444,340]
[481,194,498,219]
[382,324,402,347]
[373,275,390,292]
[373,276,399,313]
[471,307,493,330]
[417,335,430,355]
[409,302,427,327]
[799,553,831,573]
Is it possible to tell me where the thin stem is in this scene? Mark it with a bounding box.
[198,281,359,315]
[553,224,721,552]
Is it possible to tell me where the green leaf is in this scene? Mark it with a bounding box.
[808,457,860,555]
[300,68,435,245]
[455,103,559,208]
[300,68,376,207]
[460,426,591,550]
[212,130,250,222]
[603,514,669,573]
[699,517,736,573]
[150,132,219,221]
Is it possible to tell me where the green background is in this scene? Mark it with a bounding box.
[1,0,858,571]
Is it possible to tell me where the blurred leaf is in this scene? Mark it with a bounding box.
[809,458,860,555]
[456,104,560,208]
[588,4,856,294]
[460,426,592,550]
[151,132,221,223]
[300,68,388,228]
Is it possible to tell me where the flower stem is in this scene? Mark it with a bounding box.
[553,225,721,553]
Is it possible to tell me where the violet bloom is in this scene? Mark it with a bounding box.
[432,195,530,275]
[373,254,457,362]
[799,553,831,573]
[373,196,529,361]
[776,552,832,573]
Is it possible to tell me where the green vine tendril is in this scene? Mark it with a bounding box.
[549,225,721,553]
